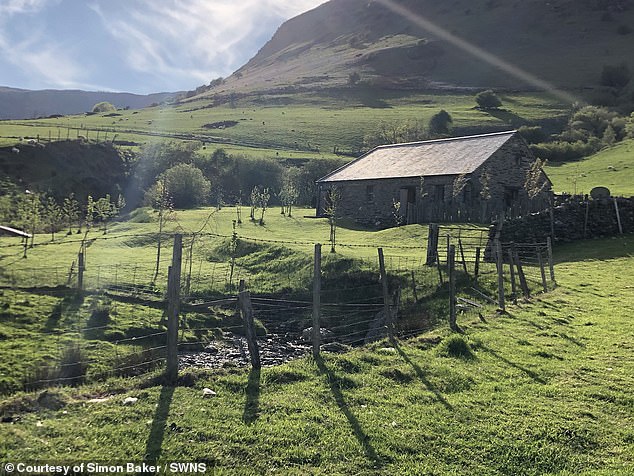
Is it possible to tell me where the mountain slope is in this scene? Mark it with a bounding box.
[0,87,178,120]
[208,0,634,95]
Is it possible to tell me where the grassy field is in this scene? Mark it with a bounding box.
[0,235,632,474]
[0,91,569,153]
[0,207,488,291]
[545,139,634,197]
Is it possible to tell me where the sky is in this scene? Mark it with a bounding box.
[0,0,326,94]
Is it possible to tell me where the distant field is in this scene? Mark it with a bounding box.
[0,92,569,154]
[545,139,634,197]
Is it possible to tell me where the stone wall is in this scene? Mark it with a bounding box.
[489,197,634,244]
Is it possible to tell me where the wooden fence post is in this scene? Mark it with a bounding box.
[378,248,393,342]
[614,198,623,234]
[458,239,468,276]
[426,224,439,265]
[537,248,548,293]
[312,244,321,359]
[514,250,530,299]
[495,240,505,312]
[474,247,481,281]
[77,251,85,291]
[583,201,590,239]
[507,247,517,303]
[448,244,457,331]
[411,270,418,303]
[446,234,451,265]
[239,289,261,369]
[546,237,556,286]
[166,233,182,384]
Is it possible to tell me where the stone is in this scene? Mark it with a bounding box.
[202,388,217,398]
[321,342,351,353]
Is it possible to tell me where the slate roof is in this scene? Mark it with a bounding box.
[318,130,517,183]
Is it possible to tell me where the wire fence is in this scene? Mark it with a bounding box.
[0,225,555,394]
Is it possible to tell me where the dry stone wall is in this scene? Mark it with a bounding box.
[489,197,634,243]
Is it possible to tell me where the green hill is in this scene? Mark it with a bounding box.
[546,139,634,196]
[207,0,634,96]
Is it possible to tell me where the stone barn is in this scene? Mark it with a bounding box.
[316,131,552,226]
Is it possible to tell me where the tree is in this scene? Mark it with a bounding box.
[428,110,453,137]
[85,195,95,230]
[600,63,631,90]
[94,194,116,233]
[92,102,117,113]
[363,120,428,150]
[475,90,502,110]
[257,187,271,225]
[147,179,173,283]
[249,186,260,221]
[18,191,41,249]
[479,169,492,222]
[323,187,342,253]
[62,193,80,235]
[524,159,549,211]
[44,196,62,241]
[160,163,210,208]
[279,169,300,217]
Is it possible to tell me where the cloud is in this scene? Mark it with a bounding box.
[0,0,52,16]
[90,0,326,89]
[0,0,105,90]
[0,0,326,92]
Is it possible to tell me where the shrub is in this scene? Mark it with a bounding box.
[160,163,211,208]
[438,335,475,359]
[518,125,547,144]
[92,101,116,113]
[475,89,502,110]
[428,109,453,136]
[601,63,631,90]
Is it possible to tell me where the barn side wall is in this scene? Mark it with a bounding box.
[317,134,553,228]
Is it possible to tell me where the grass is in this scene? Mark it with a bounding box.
[0,235,632,474]
[0,91,569,153]
[0,206,489,294]
[545,139,634,197]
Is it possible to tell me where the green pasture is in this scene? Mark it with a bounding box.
[0,207,488,294]
[0,235,632,474]
[545,139,634,197]
[0,91,569,153]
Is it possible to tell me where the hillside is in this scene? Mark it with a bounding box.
[204,0,634,97]
[0,141,128,200]
[0,87,178,120]
[545,139,634,196]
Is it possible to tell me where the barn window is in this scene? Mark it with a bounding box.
[366,185,374,203]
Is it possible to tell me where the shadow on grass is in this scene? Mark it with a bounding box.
[479,344,546,384]
[316,356,385,469]
[393,342,453,411]
[45,292,84,331]
[144,385,175,465]
[243,368,260,424]
[485,108,528,127]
